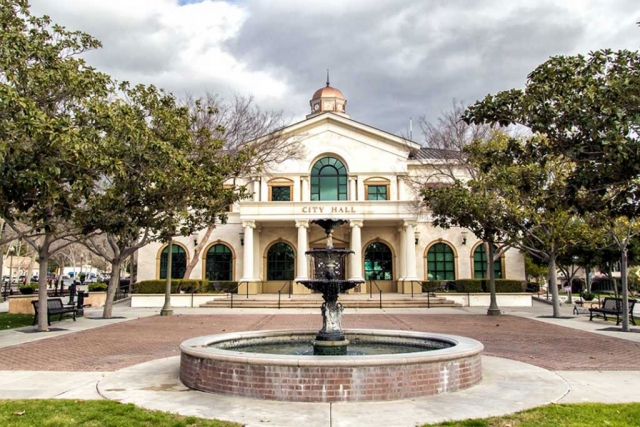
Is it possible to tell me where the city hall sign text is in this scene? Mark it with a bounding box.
[301,206,357,214]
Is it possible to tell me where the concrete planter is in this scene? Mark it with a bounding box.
[435,292,532,307]
[131,293,225,308]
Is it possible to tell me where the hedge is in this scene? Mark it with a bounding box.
[425,279,525,293]
[88,283,108,292]
[131,279,239,294]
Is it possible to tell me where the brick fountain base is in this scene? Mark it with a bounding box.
[180,329,483,402]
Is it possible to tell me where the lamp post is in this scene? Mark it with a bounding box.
[8,245,15,287]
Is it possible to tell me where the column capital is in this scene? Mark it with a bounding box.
[403,220,418,228]
[349,220,363,228]
[348,175,358,181]
[300,175,310,182]
[295,220,309,229]
[242,221,256,229]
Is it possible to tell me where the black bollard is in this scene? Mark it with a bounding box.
[67,281,77,306]
[76,290,85,315]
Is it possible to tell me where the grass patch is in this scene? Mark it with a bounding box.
[424,403,640,427]
[0,313,35,329]
[0,400,240,426]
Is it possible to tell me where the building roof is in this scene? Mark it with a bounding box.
[409,147,462,160]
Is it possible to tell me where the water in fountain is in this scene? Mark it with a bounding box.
[297,219,365,355]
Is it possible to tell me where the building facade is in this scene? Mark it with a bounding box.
[137,83,525,293]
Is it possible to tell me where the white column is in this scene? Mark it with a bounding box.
[252,226,261,280]
[301,176,310,202]
[349,220,364,280]
[349,176,357,201]
[295,220,309,280]
[397,175,406,201]
[240,221,256,281]
[252,178,260,202]
[397,226,406,280]
[404,221,419,280]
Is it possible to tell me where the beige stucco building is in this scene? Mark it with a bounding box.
[136,83,525,294]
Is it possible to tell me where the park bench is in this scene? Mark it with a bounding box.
[31,298,78,326]
[588,297,637,326]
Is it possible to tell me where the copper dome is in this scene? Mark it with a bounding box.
[312,86,345,100]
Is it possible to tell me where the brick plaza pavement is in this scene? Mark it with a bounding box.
[1,313,639,372]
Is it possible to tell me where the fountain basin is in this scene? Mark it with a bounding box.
[180,329,484,402]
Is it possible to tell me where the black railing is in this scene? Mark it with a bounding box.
[368,280,382,309]
[413,281,439,309]
[277,280,292,309]
[229,281,249,309]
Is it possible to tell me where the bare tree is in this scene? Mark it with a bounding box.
[181,94,305,279]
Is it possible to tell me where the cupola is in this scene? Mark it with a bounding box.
[307,71,349,119]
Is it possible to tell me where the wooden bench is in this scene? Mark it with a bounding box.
[31,298,78,326]
[588,297,637,325]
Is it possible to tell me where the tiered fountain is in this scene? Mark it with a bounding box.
[180,219,484,402]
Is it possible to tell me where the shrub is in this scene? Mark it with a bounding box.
[420,281,442,293]
[132,279,219,294]
[18,284,38,295]
[202,281,238,293]
[581,291,596,301]
[453,280,483,293]
[494,280,525,293]
[451,279,525,293]
[88,283,108,292]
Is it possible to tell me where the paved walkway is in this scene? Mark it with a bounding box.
[0,301,638,426]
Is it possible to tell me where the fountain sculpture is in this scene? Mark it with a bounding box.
[297,219,365,355]
[180,218,485,402]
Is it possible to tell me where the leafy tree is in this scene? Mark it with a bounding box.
[78,83,250,318]
[463,49,640,214]
[0,0,111,330]
[423,132,514,316]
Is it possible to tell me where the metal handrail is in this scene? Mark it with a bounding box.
[368,280,382,309]
[229,281,249,309]
[413,280,438,309]
[277,280,292,309]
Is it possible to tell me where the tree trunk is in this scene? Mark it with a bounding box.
[160,238,173,316]
[486,241,500,316]
[548,253,561,317]
[37,238,51,332]
[102,258,122,319]
[620,247,630,332]
[183,225,214,279]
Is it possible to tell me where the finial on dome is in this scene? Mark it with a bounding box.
[326,69,330,87]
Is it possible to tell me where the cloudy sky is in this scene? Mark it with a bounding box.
[30,0,639,138]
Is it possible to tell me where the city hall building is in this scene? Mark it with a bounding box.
[137,83,525,294]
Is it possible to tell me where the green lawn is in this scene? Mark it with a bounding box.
[0,313,35,329]
[425,403,640,427]
[0,400,240,427]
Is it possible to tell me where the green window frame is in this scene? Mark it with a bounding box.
[271,186,291,201]
[205,244,233,281]
[364,242,393,280]
[367,185,388,200]
[310,157,348,201]
[160,244,187,279]
[473,244,503,279]
[266,242,295,280]
[426,243,455,280]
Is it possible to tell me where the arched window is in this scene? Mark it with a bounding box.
[426,243,456,280]
[205,244,233,281]
[267,242,294,280]
[160,244,187,279]
[311,157,347,201]
[473,244,503,279]
[364,242,393,280]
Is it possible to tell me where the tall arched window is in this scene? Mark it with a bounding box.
[364,242,393,280]
[266,242,295,280]
[311,157,347,201]
[160,244,187,279]
[426,243,456,280]
[473,244,503,279]
[205,244,233,281]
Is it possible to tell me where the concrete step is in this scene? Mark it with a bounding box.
[199,297,461,309]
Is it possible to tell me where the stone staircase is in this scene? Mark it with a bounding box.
[199,294,461,309]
